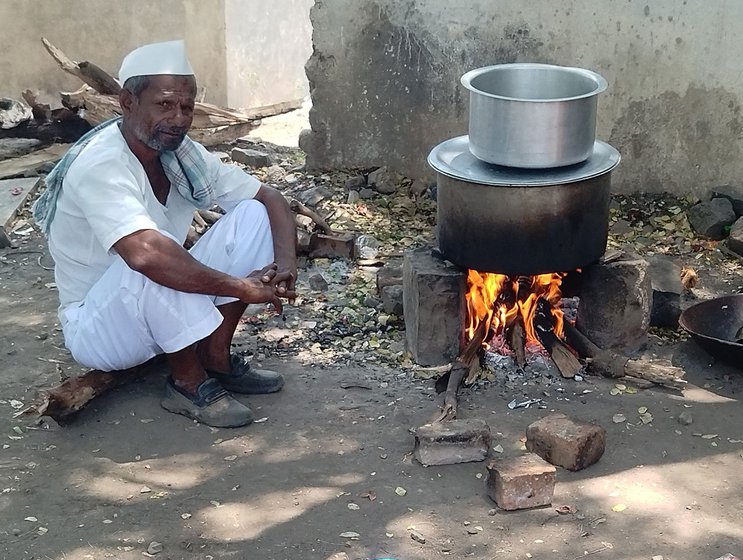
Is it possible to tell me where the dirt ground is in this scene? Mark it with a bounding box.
[1,112,742,560]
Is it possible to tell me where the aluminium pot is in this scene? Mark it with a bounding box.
[461,63,608,168]
[428,136,620,276]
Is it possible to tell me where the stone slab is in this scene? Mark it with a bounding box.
[403,247,465,366]
[414,419,491,466]
[576,257,650,354]
[486,454,556,511]
[525,413,607,471]
[0,177,40,231]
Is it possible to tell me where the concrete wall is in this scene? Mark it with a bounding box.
[225,0,313,109]
[0,0,311,110]
[302,0,743,196]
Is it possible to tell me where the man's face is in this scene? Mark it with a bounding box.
[124,75,197,152]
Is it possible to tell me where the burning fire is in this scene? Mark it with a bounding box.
[465,270,566,346]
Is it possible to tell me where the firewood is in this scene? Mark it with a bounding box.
[197,209,224,224]
[0,143,71,180]
[34,358,164,424]
[290,199,332,234]
[42,37,121,95]
[506,314,527,369]
[192,210,208,233]
[432,320,487,423]
[534,298,582,378]
[21,90,51,122]
[563,321,686,389]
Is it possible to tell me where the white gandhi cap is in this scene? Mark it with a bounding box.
[118,40,195,85]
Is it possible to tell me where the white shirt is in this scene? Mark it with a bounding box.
[48,124,261,323]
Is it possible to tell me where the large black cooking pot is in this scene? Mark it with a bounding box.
[428,136,621,275]
[679,294,743,369]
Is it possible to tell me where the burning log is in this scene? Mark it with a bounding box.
[533,298,583,378]
[506,314,527,370]
[563,321,687,390]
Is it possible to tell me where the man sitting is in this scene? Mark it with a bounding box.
[34,40,297,428]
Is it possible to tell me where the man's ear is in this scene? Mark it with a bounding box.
[119,89,136,115]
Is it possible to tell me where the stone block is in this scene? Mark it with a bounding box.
[711,185,743,216]
[576,257,650,354]
[486,454,556,511]
[230,147,271,168]
[647,256,683,328]
[403,247,465,366]
[687,198,736,240]
[381,285,403,315]
[309,232,356,259]
[376,265,403,293]
[525,413,607,471]
[414,419,491,466]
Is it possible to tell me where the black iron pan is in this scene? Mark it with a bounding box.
[679,294,743,368]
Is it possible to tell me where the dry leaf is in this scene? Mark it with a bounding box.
[612,503,627,512]
[359,491,376,501]
[638,406,648,414]
[612,414,626,424]
[395,486,407,496]
[339,531,360,539]
[347,503,360,510]
[555,504,577,514]
[223,455,237,461]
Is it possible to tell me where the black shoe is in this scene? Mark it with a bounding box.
[160,377,254,427]
[207,354,284,394]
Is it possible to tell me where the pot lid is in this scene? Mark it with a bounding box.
[428,136,620,186]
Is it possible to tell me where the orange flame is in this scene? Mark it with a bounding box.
[465,270,566,345]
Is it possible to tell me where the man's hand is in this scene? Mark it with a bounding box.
[274,261,297,304]
[242,263,296,314]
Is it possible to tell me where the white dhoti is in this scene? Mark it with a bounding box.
[61,200,274,371]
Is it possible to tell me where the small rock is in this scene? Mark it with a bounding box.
[410,178,430,197]
[727,217,743,256]
[347,190,360,204]
[410,530,426,544]
[147,541,163,555]
[345,175,366,191]
[298,185,332,206]
[12,528,21,536]
[308,273,329,292]
[611,219,633,235]
[711,185,743,216]
[359,187,376,199]
[376,265,403,293]
[368,166,397,194]
[381,285,404,315]
[230,147,271,167]
[487,508,497,516]
[687,198,736,240]
[265,164,286,182]
[678,410,693,425]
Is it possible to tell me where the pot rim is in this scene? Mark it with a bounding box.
[461,63,608,103]
[428,136,620,187]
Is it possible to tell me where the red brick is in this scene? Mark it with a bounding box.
[525,413,607,471]
[486,453,556,511]
[309,232,356,259]
[414,419,491,466]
